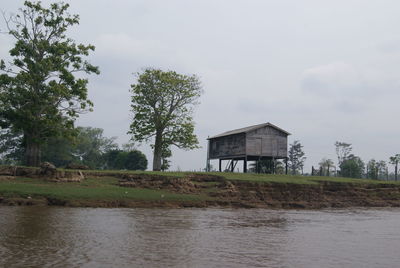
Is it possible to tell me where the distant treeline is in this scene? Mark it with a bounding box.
[248,140,399,181]
[0,127,147,171]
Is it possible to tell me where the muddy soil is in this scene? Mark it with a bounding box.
[2,165,400,209]
[117,174,400,208]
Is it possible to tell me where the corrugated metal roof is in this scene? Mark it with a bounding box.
[208,122,291,139]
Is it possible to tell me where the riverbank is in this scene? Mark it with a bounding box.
[1,166,400,209]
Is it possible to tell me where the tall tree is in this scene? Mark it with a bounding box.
[334,141,352,168]
[376,160,388,180]
[389,154,400,181]
[288,140,306,175]
[129,68,202,171]
[0,1,99,166]
[366,159,378,179]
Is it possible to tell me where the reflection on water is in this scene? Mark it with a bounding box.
[0,207,400,268]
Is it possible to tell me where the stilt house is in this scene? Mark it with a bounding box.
[207,122,290,173]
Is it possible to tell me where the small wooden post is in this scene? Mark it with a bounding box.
[206,138,210,172]
[272,157,276,174]
[285,158,288,175]
[243,157,247,173]
[219,159,222,172]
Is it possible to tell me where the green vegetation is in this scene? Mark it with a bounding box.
[1,126,148,171]
[0,176,202,203]
[288,140,306,175]
[0,1,99,166]
[103,149,147,171]
[129,68,202,171]
[216,172,399,185]
[1,170,399,208]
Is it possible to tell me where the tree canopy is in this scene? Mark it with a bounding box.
[63,127,117,169]
[335,141,352,168]
[0,1,99,166]
[288,140,306,175]
[0,126,119,169]
[340,154,365,178]
[129,68,202,171]
[103,149,148,171]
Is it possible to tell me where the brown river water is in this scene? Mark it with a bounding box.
[0,207,399,268]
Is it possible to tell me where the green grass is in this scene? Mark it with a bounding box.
[210,172,400,185]
[1,168,399,206]
[83,169,399,185]
[0,177,202,202]
[78,169,189,178]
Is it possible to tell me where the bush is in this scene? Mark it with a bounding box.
[104,149,147,170]
[124,150,147,171]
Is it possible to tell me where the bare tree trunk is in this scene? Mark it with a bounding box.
[396,162,398,181]
[152,130,163,171]
[25,136,41,167]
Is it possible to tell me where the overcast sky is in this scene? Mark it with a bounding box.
[1,0,400,172]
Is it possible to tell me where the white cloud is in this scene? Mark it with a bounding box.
[301,61,400,104]
[301,62,363,96]
[95,33,165,60]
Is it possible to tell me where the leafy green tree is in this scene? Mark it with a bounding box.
[389,154,400,181]
[40,126,117,168]
[0,1,99,166]
[288,140,306,175]
[71,127,118,169]
[129,68,202,171]
[103,149,126,170]
[124,150,147,170]
[0,126,119,169]
[103,149,147,170]
[340,154,365,178]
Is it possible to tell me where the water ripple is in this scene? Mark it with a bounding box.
[1,207,400,268]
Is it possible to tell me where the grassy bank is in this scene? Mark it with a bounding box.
[76,169,400,185]
[1,168,400,208]
[0,176,205,207]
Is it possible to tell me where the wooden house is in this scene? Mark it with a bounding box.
[207,122,290,173]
